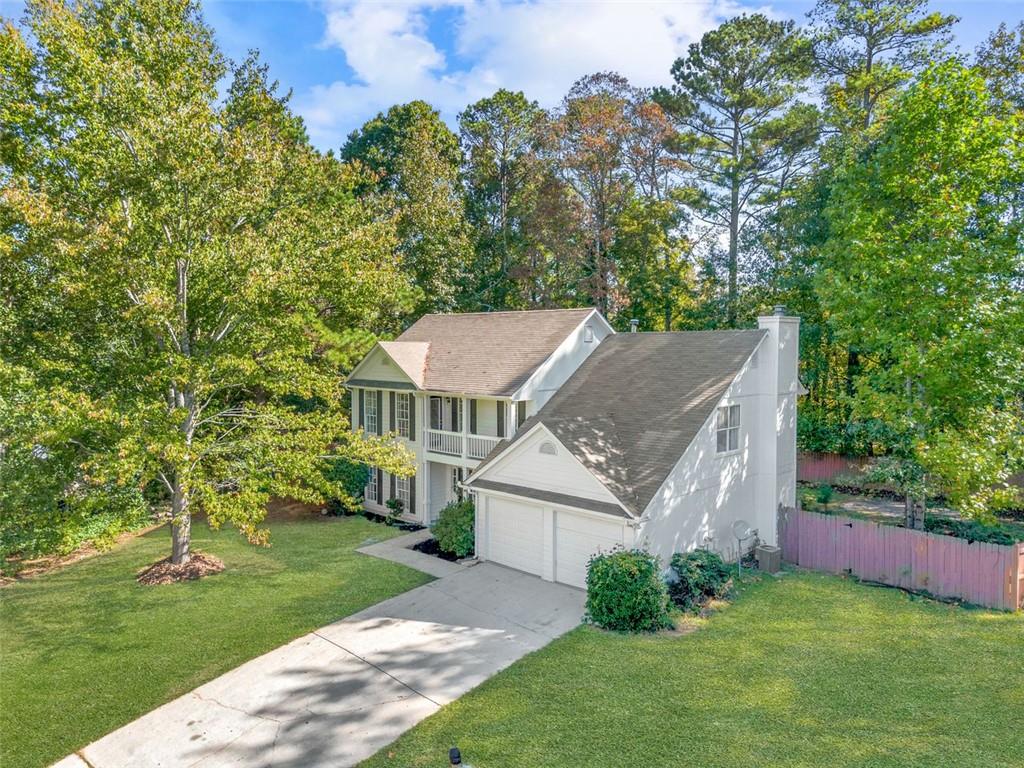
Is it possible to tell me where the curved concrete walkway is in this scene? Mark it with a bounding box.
[54,531,584,768]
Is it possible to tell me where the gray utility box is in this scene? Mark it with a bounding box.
[755,544,782,574]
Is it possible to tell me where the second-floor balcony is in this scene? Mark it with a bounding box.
[425,429,502,460]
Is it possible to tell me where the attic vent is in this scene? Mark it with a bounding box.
[539,441,557,456]
[584,324,594,343]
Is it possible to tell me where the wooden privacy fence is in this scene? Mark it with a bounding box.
[798,451,1024,492]
[778,506,1024,611]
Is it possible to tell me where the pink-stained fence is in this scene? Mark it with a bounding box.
[778,506,1024,611]
[798,452,1024,493]
[798,452,870,485]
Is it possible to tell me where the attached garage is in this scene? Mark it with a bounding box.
[484,496,545,577]
[476,488,630,588]
[554,510,626,588]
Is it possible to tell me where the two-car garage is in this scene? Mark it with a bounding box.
[477,492,630,589]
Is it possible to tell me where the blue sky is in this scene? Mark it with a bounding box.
[3,0,1021,150]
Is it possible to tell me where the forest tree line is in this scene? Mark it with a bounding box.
[2,0,1021,565]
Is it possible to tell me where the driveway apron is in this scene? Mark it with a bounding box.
[63,540,584,768]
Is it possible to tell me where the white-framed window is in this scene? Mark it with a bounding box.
[716,404,740,454]
[396,474,410,506]
[367,468,378,503]
[584,324,594,343]
[396,393,410,438]
[451,467,464,500]
[365,391,378,434]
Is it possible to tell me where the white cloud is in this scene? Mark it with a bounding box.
[296,0,744,149]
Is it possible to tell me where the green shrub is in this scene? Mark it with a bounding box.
[384,497,405,526]
[323,458,370,515]
[432,499,474,557]
[585,548,671,632]
[816,483,835,508]
[924,515,1021,545]
[668,549,732,611]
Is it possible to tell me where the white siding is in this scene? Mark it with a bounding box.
[472,397,500,437]
[351,346,416,386]
[480,426,620,505]
[635,316,798,565]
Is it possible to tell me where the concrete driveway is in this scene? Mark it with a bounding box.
[56,537,584,768]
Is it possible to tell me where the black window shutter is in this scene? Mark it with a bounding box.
[389,391,396,432]
[409,473,417,516]
[376,468,383,502]
[497,401,505,438]
[517,401,526,428]
[452,398,461,433]
[358,389,365,429]
[376,390,383,435]
[389,472,396,502]
[469,399,477,434]
[409,395,416,441]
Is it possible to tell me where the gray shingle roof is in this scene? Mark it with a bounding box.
[470,330,766,516]
[396,308,595,396]
[469,479,630,518]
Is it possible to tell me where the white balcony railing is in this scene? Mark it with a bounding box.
[467,434,502,460]
[425,429,462,457]
[425,429,502,460]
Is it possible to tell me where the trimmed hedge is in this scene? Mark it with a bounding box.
[585,548,671,632]
[668,549,732,611]
[432,498,475,557]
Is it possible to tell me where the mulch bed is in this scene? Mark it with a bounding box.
[412,537,461,562]
[136,552,225,585]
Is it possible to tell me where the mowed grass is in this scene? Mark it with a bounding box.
[0,516,430,768]
[362,571,1024,768]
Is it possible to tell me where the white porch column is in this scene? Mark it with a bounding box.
[461,397,469,461]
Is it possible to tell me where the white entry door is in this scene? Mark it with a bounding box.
[486,497,544,576]
[554,510,626,588]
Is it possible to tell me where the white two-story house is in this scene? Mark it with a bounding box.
[348,306,799,589]
[345,309,614,523]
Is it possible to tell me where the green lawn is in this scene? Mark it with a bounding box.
[0,516,430,768]
[361,571,1024,768]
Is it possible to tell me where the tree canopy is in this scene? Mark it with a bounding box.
[2,0,1021,566]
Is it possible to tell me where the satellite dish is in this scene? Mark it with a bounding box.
[732,519,753,540]
[732,519,754,577]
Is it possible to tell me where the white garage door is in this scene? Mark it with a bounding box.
[486,497,545,576]
[555,510,626,588]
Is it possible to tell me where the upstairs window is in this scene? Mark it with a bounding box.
[365,391,378,435]
[396,393,410,438]
[515,400,527,430]
[716,405,740,453]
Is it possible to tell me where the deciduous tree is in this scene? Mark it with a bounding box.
[342,101,472,317]
[818,62,1024,525]
[1,0,413,566]
[459,90,547,310]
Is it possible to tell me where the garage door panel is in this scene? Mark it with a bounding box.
[487,498,544,576]
[555,511,625,588]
